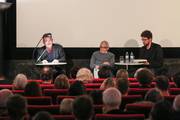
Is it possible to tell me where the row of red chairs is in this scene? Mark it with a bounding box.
[0,114,145,120]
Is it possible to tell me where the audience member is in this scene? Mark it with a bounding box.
[134,68,154,88]
[98,65,113,78]
[0,89,13,116]
[116,69,129,80]
[89,90,103,105]
[69,81,86,96]
[102,87,122,114]
[155,75,170,96]
[172,95,180,120]
[24,81,42,96]
[33,111,54,120]
[40,66,53,84]
[60,98,74,115]
[116,78,129,96]
[12,73,28,90]
[69,66,81,79]
[73,95,94,120]
[54,74,70,89]
[7,94,28,120]
[149,100,172,120]
[76,68,93,83]
[100,78,115,90]
[172,72,180,88]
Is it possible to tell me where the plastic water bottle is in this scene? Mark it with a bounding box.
[125,52,129,63]
[130,52,134,63]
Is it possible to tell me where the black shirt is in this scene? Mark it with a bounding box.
[139,42,163,68]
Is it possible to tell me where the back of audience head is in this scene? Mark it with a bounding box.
[103,87,122,113]
[73,95,94,120]
[7,94,27,120]
[173,72,180,88]
[116,78,129,96]
[116,69,129,79]
[144,88,164,103]
[76,67,93,83]
[100,77,115,90]
[24,81,42,96]
[155,75,169,95]
[70,66,81,79]
[69,81,86,96]
[60,98,74,115]
[149,100,172,120]
[40,67,53,84]
[134,68,154,87]
[98,65,113,78]
[33,111,54,120]
[0,89,13,108]
[173,95,180,112]
[13,73,28,90]
[54,74,70,89]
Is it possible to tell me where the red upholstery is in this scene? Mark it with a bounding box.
[125,103,153,118]
[12,90,24,95]
[164,95,176,103]
[128,88,150,97]
[28,105,59,115]
[95,114,145,120]
[28,79,43,83]
[52,115,74,120]
[170,88,180,95]
[40,84,54,89]
[85,83,101,88]
[121,95,143,110]
[0,84,13,89]
[56,96,76,104]
[26,96,52,105]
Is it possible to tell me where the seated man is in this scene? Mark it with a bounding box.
[90,40,115,77]
[36,33,66,77]
[139,30,164,74]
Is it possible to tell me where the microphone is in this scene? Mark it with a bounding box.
[32,38,43,63]
[36,49,46,63]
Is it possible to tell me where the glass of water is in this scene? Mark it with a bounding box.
[119,56,124,63]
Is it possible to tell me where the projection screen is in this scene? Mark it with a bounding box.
[17,0,180,48]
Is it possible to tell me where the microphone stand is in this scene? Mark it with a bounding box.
[32,38,43,63]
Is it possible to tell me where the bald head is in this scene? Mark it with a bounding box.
[103,87,122,107]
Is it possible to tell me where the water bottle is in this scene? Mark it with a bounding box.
[130,52,134,63]
[125,52,129,63]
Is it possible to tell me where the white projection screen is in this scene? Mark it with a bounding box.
[17,0,180,48]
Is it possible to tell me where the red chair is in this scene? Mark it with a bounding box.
[128,88,150,97]
[28,79,43,83]
[28,105,59,116]
[0,84,13,90]
[56,95,76,104]
[12,90,24,95]
[93,78,105,83]
[128,78,138,82]
[164,95,176,103]
[121,95,143,110]
[26,96,52,105]
[95,114,145,120]
[40,84,54,89]
[44,89,69,104]
[170,88,180,95]
[85,83,101,88]
[52,115,74,120]
[94,104,103,114]
[125,103,153,118]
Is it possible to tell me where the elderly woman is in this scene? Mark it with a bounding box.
[76,68,93,84]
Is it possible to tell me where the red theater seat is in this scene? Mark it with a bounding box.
[26,96,52,105]
[95,114,145,120]
[28,105,59,116]
[52,115,74,120]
